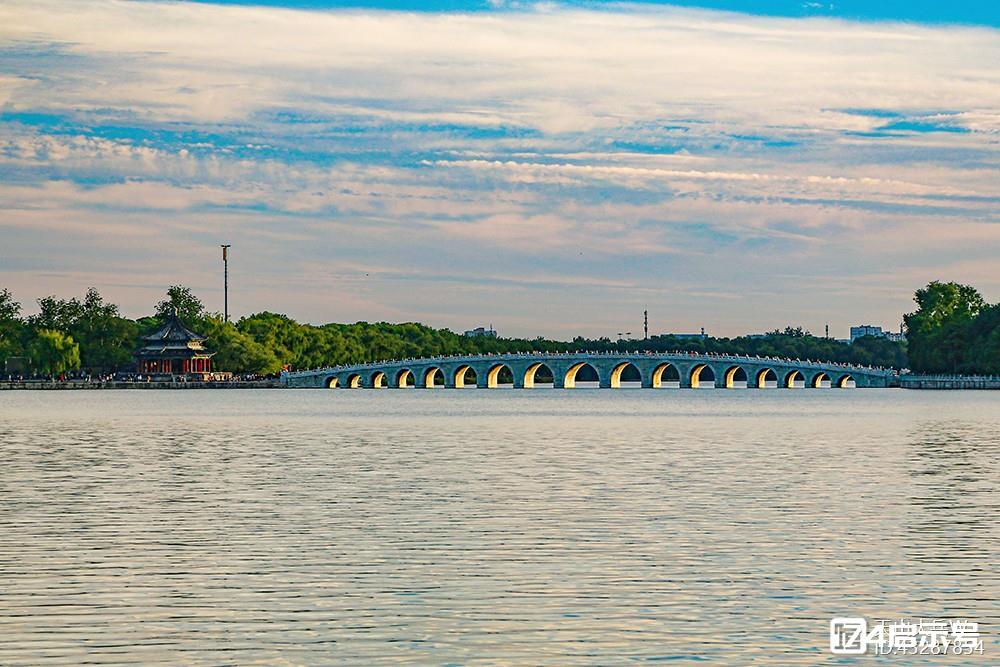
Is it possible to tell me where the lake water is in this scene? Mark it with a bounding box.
[1,389,997,665]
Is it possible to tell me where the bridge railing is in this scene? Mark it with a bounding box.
[286,350,895,378]
[900,373,1000,381]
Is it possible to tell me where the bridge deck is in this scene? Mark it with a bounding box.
[285,351,896,389]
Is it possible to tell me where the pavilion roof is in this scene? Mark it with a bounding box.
[135,311,213,358]
[142,311,207,344]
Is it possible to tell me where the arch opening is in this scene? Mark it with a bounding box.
[691,364,716,389]
[564,362,599,389]
[422,367,445,388]
[347,373,362,389]
[756,368,777,389]
[371,371,387,389]
[454,365,478,389]
[812,372,831,388]
[610,362,642,389]
[487,364,514,388]
[325,376,339,389]
[725,366,748,389]
[837,374,856,389]
[395,369,414,388]
[524,362,554,389]
[785,370,805,389]
[652,362,680,388]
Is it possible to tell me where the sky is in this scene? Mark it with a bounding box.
[0,0,998,339]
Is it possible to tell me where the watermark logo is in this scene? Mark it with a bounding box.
[830,617,984,656]
[830,618,869,655]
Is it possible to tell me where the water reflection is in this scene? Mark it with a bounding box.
[0,390,997,664]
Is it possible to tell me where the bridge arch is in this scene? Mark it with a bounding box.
[347,373,362,389]
[421,367,445,388]
[784,370,805,388]
[837,374,856,388]
[610,361,641,388]
[564,362,599,389]
[690,364,716,389]
[487,363,514,388]
[652,362,680,388]
[524,362,554,388]
[812,371,831,388]
[371,370,387,389]
[724,366,747,389]
[325,376,339,388]
[395,369,414,388]
[756,368,777,388]
[454,365,477,388]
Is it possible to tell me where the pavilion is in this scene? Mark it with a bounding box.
[135,310,215,377]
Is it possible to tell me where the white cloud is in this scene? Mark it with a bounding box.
[0,0,998,335]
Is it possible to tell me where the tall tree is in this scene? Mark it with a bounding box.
[28,329,81,376]
[73,289,139,373]
[0,288,24,365]
[156,285,205,324]
[904,281,986,373]
[30,294,84,331]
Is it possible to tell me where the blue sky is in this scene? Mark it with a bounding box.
[1,0,998,337]
[189,0,1000,27]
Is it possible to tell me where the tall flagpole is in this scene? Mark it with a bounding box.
[221,244,231,322]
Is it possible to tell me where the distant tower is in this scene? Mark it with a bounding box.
[825,323,829,339]
[700,326,705,338]
[643,310,648,340]
[220,244,231,322]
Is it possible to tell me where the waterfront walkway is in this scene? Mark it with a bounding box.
[1,380,283,390]
[899,375,1000,390]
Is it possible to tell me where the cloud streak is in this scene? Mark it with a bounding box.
[0,0,998,336]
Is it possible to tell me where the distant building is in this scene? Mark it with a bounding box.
[850,325,884,342]
[135,310,215,377]
[850,324,905,343]
[664,327,707,340]
[464,326,497,338]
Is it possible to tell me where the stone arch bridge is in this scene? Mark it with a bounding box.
[284,352,895,390]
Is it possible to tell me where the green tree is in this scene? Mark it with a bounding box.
[0,288,19,321]
[904,281,987,373]
[0,288,24,366]
[30,294,84,331]
[156,285,205,324]
[25,289,140,373]
[73,289,140,373]
[28,329,81,376]
[202,316,281,374]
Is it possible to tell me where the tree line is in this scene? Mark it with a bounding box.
[0,283,926,377]
[904,281,1000,375]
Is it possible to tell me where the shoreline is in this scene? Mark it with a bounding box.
[899,375,1000,390]
[1,380,284,390]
